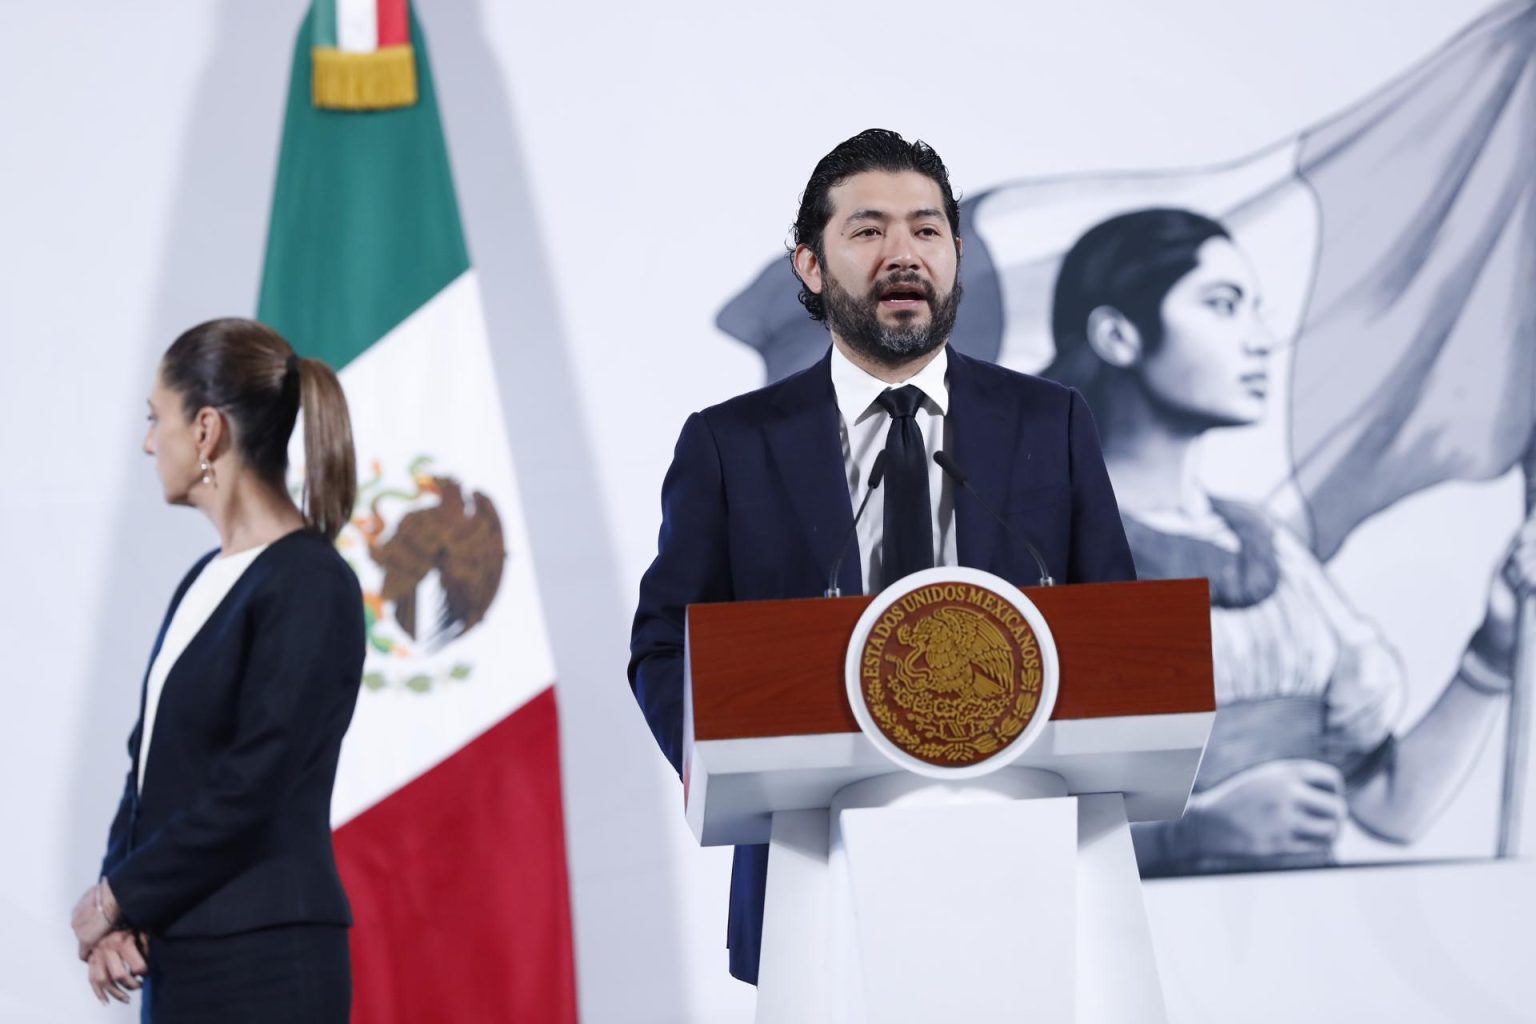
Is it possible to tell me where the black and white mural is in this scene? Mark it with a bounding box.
[720,0,1536,877]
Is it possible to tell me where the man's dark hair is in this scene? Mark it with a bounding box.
[791,129,962,322]
[1046,208,1229,403]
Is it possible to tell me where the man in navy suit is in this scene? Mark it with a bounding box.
[629,129,1136,985]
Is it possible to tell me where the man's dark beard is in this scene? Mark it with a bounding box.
[823,269,962,368]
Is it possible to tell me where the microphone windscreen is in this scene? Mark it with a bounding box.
[933,450,967,485]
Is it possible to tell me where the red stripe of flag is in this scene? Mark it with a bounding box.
[376,0,409,47]
[335,687,578,1023]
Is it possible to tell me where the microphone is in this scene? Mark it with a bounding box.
[933,450,1054,587]
[825,452,887,597]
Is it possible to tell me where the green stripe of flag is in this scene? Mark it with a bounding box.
[258,8,468,369]
[310,0,338,50]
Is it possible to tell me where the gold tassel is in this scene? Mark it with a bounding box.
[312,46,418,111]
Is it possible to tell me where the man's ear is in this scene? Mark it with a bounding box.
[1085,306,1143,369]
[792,244,824,295]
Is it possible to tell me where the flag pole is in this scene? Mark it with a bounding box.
[1496,439,1536,858]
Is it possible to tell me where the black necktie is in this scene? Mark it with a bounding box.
[875,385,933,587]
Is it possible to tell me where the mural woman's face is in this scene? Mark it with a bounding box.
[1139,236,1276,429]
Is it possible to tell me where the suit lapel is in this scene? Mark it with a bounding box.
[764,351,862,596]
[946,349,1021,574]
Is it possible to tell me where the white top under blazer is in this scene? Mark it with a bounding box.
[137,543,269,793]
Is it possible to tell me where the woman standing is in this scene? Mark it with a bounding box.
[1046,209,1532,875]
[70,318,364,1020]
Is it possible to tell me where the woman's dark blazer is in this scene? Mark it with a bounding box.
[99,529,365,938]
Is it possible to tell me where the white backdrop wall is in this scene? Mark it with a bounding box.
[3,2,1533,1022]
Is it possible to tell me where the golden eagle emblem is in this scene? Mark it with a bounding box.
[860,583,1043,766]
[894,608,1016,705]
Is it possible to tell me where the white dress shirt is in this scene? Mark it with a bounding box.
[137,543,269,793]
[830,344,957,594]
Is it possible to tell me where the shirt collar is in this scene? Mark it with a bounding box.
[830,343,950,431]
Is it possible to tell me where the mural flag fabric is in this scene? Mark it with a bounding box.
[257,6,577,1022]
[1277,0,1536,560]
[718,4,1536,566]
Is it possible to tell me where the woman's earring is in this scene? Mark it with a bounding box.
[200,459,215,487]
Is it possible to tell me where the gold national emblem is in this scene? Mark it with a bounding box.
[859,582,1044,767]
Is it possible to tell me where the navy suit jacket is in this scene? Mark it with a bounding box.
[100,529,365,938]
[628,347,1135,983]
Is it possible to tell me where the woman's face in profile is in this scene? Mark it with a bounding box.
[1138,236,1276,430]
[143,371,199,505]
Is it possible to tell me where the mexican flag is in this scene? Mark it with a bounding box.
[257,4,577,1021]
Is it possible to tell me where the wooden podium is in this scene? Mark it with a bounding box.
[683,578,1215,1024]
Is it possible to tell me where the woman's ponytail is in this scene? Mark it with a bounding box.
[159,318,357,540]
[296,357,357,542]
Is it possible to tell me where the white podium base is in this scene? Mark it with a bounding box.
[755,769,1166,1024]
